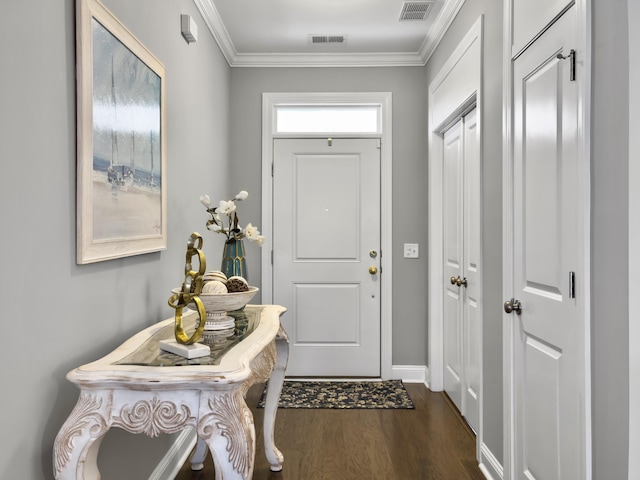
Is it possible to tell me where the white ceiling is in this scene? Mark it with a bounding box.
[192,0,465,67]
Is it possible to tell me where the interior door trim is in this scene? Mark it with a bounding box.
[428,16,483,464]
[261,92,393,379]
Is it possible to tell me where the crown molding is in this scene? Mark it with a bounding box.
[192,0,237,65]
[193,0,466,68]
[230,52,427,68]
[419,0,467,64]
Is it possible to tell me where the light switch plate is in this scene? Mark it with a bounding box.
[404,243,419,258]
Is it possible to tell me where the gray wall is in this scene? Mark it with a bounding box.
[592,0,630,477]
[424,0,504,465]
[0,0,633,477]
[229,67,430,366]
[0,0,231,478]
[628,0,640,472]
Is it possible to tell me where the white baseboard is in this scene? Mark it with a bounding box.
[391,364,429,385]
[148,428,197,480]
[479,442,503,480]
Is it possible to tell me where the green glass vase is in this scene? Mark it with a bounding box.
[221,238,247,281]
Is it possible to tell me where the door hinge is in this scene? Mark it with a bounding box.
[556,49,576,81]
[377,139,381,149]
[271,162,274,177]
[569,271,576,299]
[271,250,274,265]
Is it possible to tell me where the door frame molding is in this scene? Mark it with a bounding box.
[502,0,592,477]
[261,92,393,379]
[427,16,483,461]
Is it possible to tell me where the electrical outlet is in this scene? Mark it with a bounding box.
[404,243,419,258]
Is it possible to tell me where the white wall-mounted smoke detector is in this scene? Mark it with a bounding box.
[181,14,198,43]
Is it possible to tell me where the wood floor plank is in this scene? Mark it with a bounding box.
[174,382,485,480]
[320,410,348,479]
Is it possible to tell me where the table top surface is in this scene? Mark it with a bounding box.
[117,307,263,367]
[67,304,286,387]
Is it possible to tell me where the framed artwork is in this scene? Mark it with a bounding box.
[76,0,166,264]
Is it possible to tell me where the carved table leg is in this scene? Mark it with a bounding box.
[53,392,110,479]
[190,437,208,471]
[198,388,256,480]
[263,326,289,472]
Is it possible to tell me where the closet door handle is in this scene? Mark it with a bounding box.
[450,276,467,287]
[504,299,522,315]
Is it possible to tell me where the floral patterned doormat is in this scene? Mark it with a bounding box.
[257,379,415,409]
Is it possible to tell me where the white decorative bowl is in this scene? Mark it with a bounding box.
[172,287,259,330]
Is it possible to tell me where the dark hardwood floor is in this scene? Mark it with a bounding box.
[175,382,485,480]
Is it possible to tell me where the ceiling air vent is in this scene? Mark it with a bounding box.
[309,34,347,45]
[399,1,433,21]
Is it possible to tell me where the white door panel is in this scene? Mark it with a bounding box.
[294,284,359,342]
[443,120,464,411]
[295,155,359,259]
[462,108,480,434]
[512,6,584,478]
[443,108,480,434]
[273,138,381,377]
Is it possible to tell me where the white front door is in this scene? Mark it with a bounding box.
[443,108,480,433]
[273,138,381,377]
[510,6,587,478]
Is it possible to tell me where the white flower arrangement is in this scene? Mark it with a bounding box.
[200,190,265,246]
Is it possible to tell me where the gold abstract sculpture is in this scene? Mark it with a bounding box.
[167,233,207,344]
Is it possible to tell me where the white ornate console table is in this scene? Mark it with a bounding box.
[53,305,288,480]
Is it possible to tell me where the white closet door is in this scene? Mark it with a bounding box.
[443,108,481,434]
[443,119,464,411]
[462,108,480,434]
[511,6,586,478]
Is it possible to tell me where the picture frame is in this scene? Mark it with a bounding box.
[76,0,166,264]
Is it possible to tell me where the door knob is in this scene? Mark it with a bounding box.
[450,276,458,285]
[369,266,378,275]
[456,277,468,287]
[504,299,522,315]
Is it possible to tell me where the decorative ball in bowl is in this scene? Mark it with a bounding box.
[172,287,259,330]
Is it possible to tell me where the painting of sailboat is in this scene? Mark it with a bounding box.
[91,18,162,240]
[76,0,166,264]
